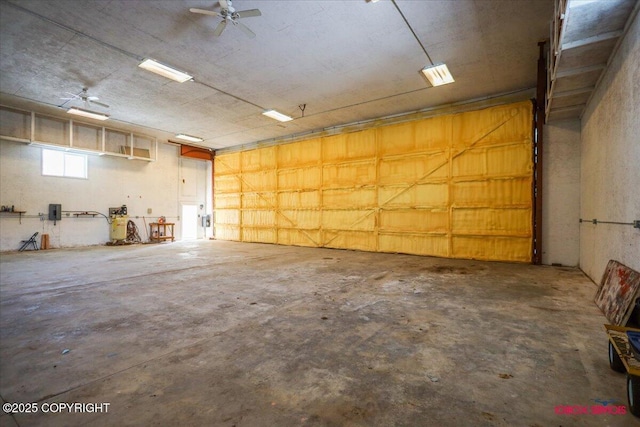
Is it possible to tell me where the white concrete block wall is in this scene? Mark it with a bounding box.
[0,140,182,251]
[579,13,640,282]
[542,119,581,266]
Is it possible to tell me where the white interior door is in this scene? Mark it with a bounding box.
[181,204,198,240]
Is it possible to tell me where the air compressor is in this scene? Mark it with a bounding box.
[109,205,128,241]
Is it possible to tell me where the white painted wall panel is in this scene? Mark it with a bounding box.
[542,119,581,266]
[0,140,181,250]
[580,13,640,282]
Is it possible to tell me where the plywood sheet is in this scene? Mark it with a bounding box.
[595,260,640,326]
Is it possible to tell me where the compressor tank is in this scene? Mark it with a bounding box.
[110,216,128,241]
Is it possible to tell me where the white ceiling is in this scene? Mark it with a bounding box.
[0,0,554,150]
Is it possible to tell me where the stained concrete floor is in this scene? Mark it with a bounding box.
[0,240,636,426]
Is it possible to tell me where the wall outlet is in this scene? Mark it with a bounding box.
[147,208,152,214]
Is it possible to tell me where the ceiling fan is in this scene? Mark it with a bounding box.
[60,87,109,109]
[190,0,262,38]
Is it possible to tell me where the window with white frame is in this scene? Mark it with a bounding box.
[42,148,88,179]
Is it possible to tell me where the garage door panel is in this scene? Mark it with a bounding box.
[323,187,376,209]
[278,190,321,209]
[379,209,449,233]
[452,178,532,207]
[379,183,448,208]
[379,232,448,257]
[452,236,531,262]
[451,208,532,235]
[214,101,533,262]
[323,230,376,251]
[278,138,321,167]
[322,130,376,162]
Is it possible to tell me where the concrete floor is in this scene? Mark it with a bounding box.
[0,240,636,426]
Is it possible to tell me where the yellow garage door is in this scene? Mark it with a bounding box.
[214,101,533,262]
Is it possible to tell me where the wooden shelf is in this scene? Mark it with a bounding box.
[0,210,26,224]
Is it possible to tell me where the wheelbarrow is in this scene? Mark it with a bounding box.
[605,324,640,416]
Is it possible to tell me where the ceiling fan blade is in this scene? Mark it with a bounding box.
[190,8,221,17]
[236,9,261,18]
[219,0,229,10]
[91,100,110,109]
[235,21,256,38]
[87,96,100,101]
[213,19,227,37]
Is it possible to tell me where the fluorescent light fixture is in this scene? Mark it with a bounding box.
[421,63,455,87]
[569,0,599,7]
[138,59,193,83]
[262,109,293,122]
[176,133,204,143]
[67,107,109,121]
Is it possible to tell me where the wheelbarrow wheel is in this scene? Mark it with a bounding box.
[628,375,640,417]
[609,341,626,373]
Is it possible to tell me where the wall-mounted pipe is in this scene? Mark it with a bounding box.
[579,219,640,228]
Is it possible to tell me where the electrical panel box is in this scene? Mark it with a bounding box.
[48,204,61,221]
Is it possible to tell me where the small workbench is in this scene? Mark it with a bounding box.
[150,222,175,243]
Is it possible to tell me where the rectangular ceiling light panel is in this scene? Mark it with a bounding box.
[421,63,455,87]
[262,109,293,122]
[67,107,109,121]
[176,133,204,142]
[139,59,193,83]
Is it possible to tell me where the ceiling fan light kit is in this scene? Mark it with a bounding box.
[67,107,110,121]
[176,133,204,142]
[138,59,193,83]
[262,109,293,122]
[421,63,455,87]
